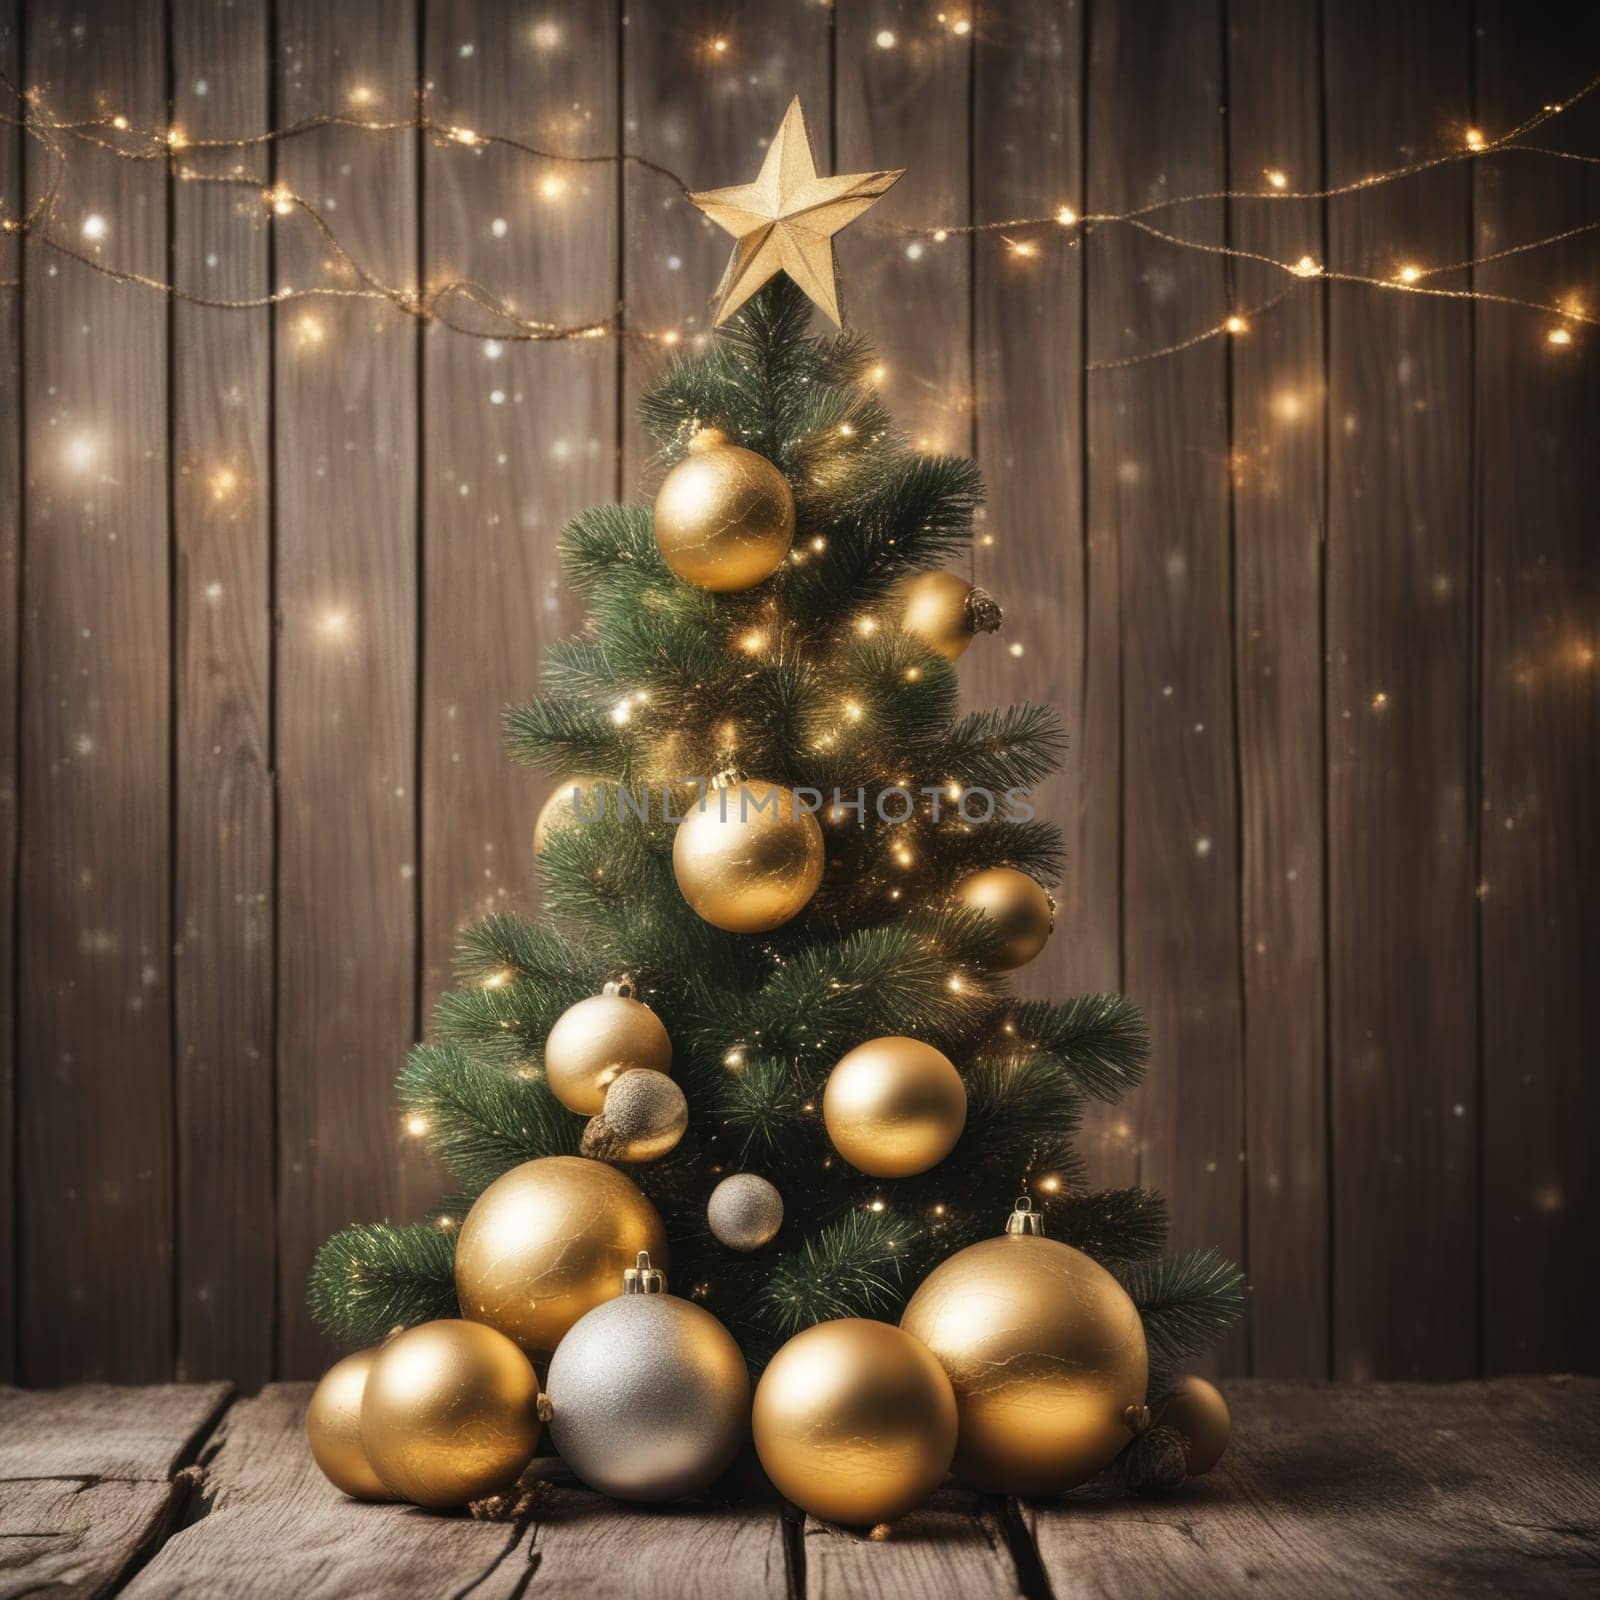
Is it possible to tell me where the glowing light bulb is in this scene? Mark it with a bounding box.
[1225,314,1247,334]
[450,126,479,146]
[530,19,563,50]
[868,1198,887,1212]
[293,313,326,351]
[404,1114,430,1137]
[480,967,513,990]
[62,433,98,475]
[875,29,897,48]
[738,629,767,653]
[1547,326,1574,347]
[1396,264,1422,284]
[166,127,188,150]
[869,363,887,384]
[838,422,855,437]
[347,84,376,107]
[209,465,240,502]
[1465,127,1486,151]
[1291,255,1321,278]
[855,615,878,636]
[1264,168,1288,190]
[538,173,567,201]
[1037,1174,1062,1194]
[659,329,681,346]
[1055,205,1077,226]
[81,213,107,242]
[1370,690,1390,710]
[265,184,294,215]
[708,35,729,54]
[111,115,129,131]
[1008,239,1038,258]
[843,700,864,722]
[317,606,351,639]
[610,698,633,725]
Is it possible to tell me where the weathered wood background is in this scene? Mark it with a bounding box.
[1,0,1595,1388]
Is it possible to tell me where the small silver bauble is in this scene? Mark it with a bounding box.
[707,1173,784,1251]
[542,1253,751,1501]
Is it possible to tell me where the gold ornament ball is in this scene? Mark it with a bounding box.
[305,1346,394,1500]
[1162,1375,1231,1476]
[544,987,673,1115]
[544,1252,751,1501]
[899,571,1002,661]
[358,1319,541,1509]
[580,1067,689,1163]
[753,1318,958,1525]
[953,866,1055,970]
[673,779,824,933]
[653,427,796,591]
[822,1036,967,1178]
[455,1155,668,1356]
[900,1203,1148,1496]
[707,1172,784,1250]
[534,776,605,857]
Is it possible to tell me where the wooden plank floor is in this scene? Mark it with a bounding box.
[2,1379,1594,1598]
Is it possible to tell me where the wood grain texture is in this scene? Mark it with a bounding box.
[273,0,425,1377]
[834,3,971,455]
[0,1381,229,1599]
[621,0,831,485]
[18,0,173,1383]
[171,0,275,1391]
[1474,5,1600,1374]
[969,5,1120,1181]
[1225,0,1329,1377]
[1027,1378,1600,1598]
[801,1489,1026,1600]
[121,1385,534,1599]
[1086,0,1245,1360]
[419,1,616,1015]
[1323,0,1477,1381]
[0,0,20,1385]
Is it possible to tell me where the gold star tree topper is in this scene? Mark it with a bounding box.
[690,98,905,328]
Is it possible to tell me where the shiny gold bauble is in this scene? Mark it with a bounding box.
[753,1318,957,1525]
[1161,1375,1231,1476]
[822,1036,966,1178]
[455,1156,668,1356]
[305,1346,394,1500]
[953,866,1054,970]
[899,571,1002,661]
[544,1253,751,1501]
[534,776,604,857]
[653,428,795,591]
[900,1202,1148,1496]
[672,779,824,933]
[579,1067,689,1163]
[544,987,672,1114]
[358,1319,541,1509]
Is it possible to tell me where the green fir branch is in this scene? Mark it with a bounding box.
[308,1222,458,1349]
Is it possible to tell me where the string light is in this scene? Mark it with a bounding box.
[875,29,897,48]
[1396,263,1423,284]
[404,1114,430,1137]
[208,465,240,502]
[80,212,106,241]
[1224,314,1248,334]
[3,73,1596,366]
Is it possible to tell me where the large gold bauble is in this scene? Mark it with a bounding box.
[653,428,795,591]
[305,1346,394,1500]
[358,1319,541,1509]
[455,1156,668,1357]
[672,779,824,933]
[822,1036,966,1178]
[544,1253,751,1501]
[900,1204,1148,1496]
[544,987,672,1114]
[899,571,1002,661]
[534,776,604,857]
[753,1318,957,1525]
[1161,1375,1231,1475]
[953,866,1054,970]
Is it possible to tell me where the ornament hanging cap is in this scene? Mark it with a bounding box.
[624,1250,667,1294]
[603,974,636,999]
[965,586,1004,637]
[1005,1195,1045,1236]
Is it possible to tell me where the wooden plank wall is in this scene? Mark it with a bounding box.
[1,0,1596,1384]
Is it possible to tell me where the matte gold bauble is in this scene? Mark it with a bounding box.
[544,982,672,1114]
[653,428,795,591]
[358,1319,541,1509]
[305,1346,394,1500]
[953,866,1054,970]
[900,1199,1148,1496]
[822,1036,966,1178]
[580,1067,689,1162]
[455,1156,668,1357]
[899,571,1003,661]
[534,776,604,857]
[753,1318,957,1525]
[543,1252,751,1501]
[672,779,824,933]
[1161,1375,1231,1475]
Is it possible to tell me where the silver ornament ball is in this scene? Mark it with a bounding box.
[543,1253,751,1501]
[707,1173,784,1251]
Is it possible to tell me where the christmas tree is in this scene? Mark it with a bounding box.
[309,273,1243,1428]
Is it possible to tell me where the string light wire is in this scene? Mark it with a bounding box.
[2,67,1597,363]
